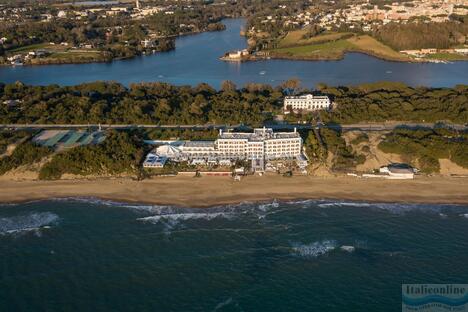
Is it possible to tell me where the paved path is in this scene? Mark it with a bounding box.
[0,122,466,131]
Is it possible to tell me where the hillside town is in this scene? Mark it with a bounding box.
[320,0,468,29]
[249,0,468,32]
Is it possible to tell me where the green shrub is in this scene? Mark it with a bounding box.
[320,128,366,170]
[378,128,467,173]
[0,142,51,175]
[418,155,440,174]
[351,133,369,145]
[39,130,144,180]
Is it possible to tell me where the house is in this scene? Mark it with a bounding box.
[141,39,157,48]
[57,10,67,18]
[226,49,249,59]
[3,99,20,109]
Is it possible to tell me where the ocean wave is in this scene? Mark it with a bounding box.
[314,200,467,215]
[0,212,59,236]
[49,197,175,214]
[257,200,279,212]
[213,297,233,311]
[138,212,233,223]
[317,201,374,208]
[291,240,337,258]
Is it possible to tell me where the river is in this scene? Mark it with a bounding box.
[0,19,467,88]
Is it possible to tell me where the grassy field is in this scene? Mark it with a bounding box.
[347,35,409,60]
[278,30,352,48]
[29,50,107,65]
[423,53,468,61]
[270,32,412,62]
[8,43,50,53]
[273,39,355,59]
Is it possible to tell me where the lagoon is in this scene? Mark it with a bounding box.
[0,19,467,88]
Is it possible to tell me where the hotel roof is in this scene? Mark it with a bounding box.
[183,141,215,148]
[285,94,330,100]
[218,128,300,141]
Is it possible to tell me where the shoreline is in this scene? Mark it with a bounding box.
[1,27,227,68]
[237,50,465,64]
[1,175,467,208]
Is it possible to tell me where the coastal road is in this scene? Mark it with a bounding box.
[0,122,466,131]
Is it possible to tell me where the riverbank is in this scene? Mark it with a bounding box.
[261,50,461,64]
[253,31,466,63]
[1,175,467,207]
[1,19,467,88]
[1,26,229,67]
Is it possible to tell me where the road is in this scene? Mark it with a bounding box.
[0,122,466,131]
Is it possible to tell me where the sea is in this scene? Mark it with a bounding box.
[1,19,467,88]
[1,198,467,311]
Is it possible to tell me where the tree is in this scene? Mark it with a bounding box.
[281,78,301,94]
[221,80,236,93]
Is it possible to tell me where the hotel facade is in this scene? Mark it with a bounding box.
[283,94,331,112]
[144,128,304,168]
[215,127,302,160]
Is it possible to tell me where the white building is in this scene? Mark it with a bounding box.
[283,94,331,112]
[379,163,416,179]
[143,152,167,168]
[144,128,304,168]
[216,127,302,160]
[226,49,249,59]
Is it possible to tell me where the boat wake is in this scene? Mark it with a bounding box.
[0,212,59,237]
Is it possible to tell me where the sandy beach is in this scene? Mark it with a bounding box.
[0,175,467,207]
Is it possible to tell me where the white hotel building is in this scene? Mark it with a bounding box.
[216,127,302,160]
[144,128,304,168]
[283,94,331,112]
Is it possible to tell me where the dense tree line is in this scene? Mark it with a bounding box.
[373,18,468,50]
[318,82,468,124]
[0,130,30,154]
[378,127,468,173]
[1,81,467,125]
[144,129,219,140]
[0,81,283,126]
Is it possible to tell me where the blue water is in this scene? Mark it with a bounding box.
[1,199,468,311]
[1,19,467,88]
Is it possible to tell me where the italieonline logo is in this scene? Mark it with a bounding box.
[402,284,468,312]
